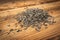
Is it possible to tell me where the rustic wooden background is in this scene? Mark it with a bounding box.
[0,0,60,40]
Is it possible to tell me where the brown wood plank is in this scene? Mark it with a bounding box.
[0,0,60,40]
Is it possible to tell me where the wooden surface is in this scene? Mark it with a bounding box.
[0,0,60,40]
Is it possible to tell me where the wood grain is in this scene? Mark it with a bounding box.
[0,0,60,40]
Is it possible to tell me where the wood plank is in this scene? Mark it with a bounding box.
[0,0,60,40]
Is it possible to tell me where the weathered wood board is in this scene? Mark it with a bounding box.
[0,0,60,40]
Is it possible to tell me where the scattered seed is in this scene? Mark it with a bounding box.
[10,29,14,32]
[15,8,56,31]
[16,30,22,32]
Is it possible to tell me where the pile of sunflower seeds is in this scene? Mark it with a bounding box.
[15,8,55,31]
